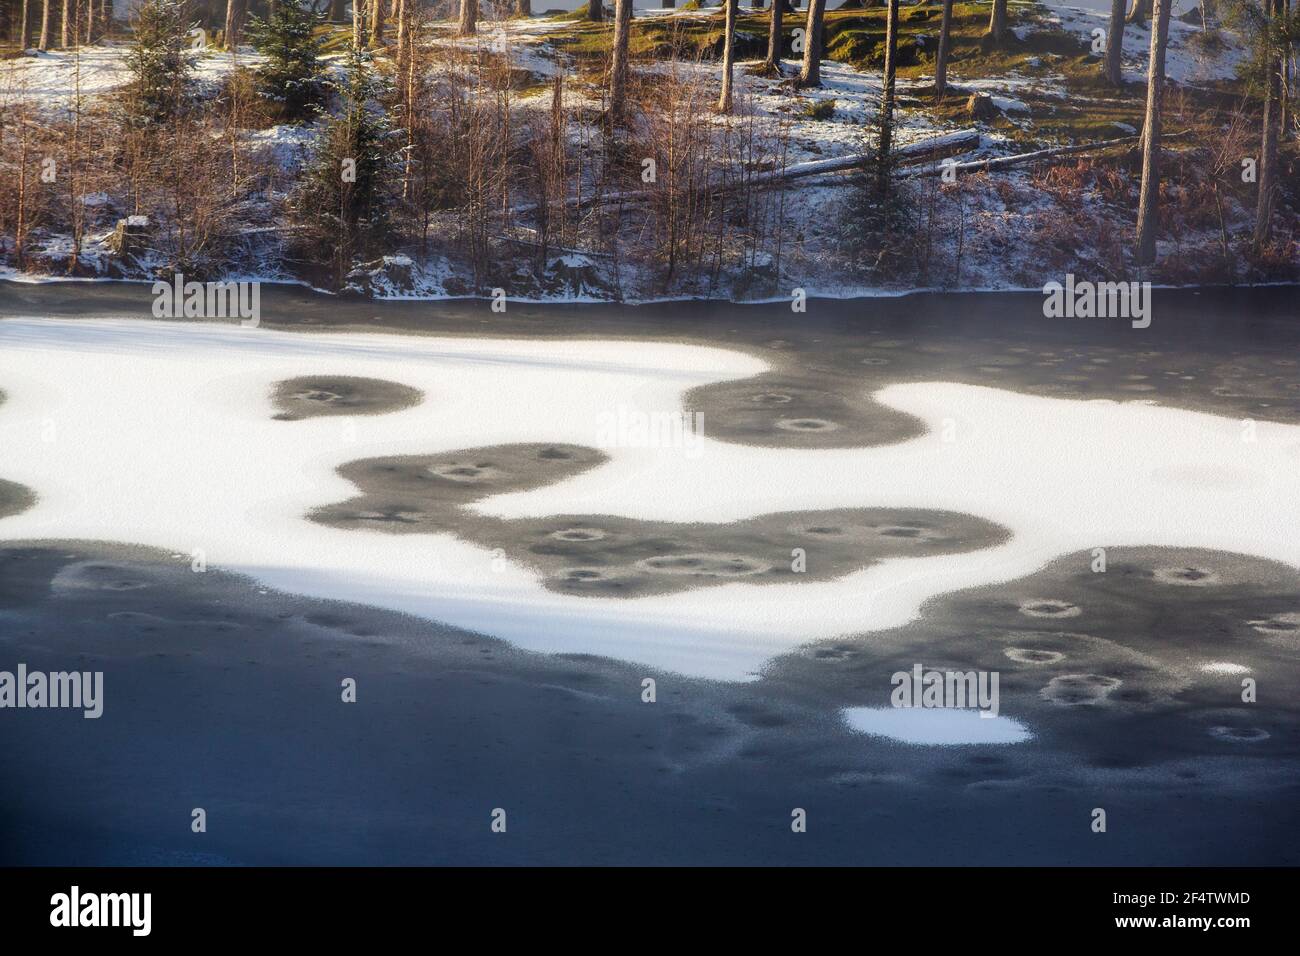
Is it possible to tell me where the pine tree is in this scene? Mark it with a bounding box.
[762,0,784,74]
[1103,0,1125,86]
[798,0,826,87]
[122,0,194,127]
[296,47,394,286]
[246,0,327,121]
[934,0,954,97]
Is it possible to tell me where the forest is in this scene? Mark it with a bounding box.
[0,0,1295,299]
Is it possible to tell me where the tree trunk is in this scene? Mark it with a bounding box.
[1254,0,1284,250]
[353,0,364,48]
[609,0,632,120]
[1280,0,1292,139]
[1103,0,1124,86]
[395,0,405,50]
[764,0,784,71]
[224,0,246,50]
[934,0,953,97]
[330,0,346,21]
[1125,0,1151,25]
[19,0,30,49]
[370,0,384,44]
[60,0,68,46]
[797,0,825,87]
[458,0,475,34]
[587,0,602,22]
[38,0,49,50]
[718,0,737,112]
[1135,0,1171,265]
[517,0,531,14]
[879,0,898,193]
[985,0,1007,46]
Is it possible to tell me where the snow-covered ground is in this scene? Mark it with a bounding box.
[0,42,268,109]
[1,5,1284,298]
[1,318,1298,682]
[1041,1,1248,86]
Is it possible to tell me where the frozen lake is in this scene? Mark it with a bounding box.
[2,315,1297,682]
[1,283,1296,865]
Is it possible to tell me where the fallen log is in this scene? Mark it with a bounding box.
[903,130,1192,178]
[512,129,982,215]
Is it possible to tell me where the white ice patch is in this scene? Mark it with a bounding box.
[1198,662,1250,675]
[1,318,1299,682]
[842,707,1032,745]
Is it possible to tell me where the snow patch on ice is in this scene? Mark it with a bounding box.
[843,707,1033,745]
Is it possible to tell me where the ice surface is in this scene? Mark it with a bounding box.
[1,318,1297,682]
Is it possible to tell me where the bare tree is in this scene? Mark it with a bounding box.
[1103,0,1124,85]
[763,0,784,74]
[18,0,30,49]
[370,0,384,44]
[61,0,69,47]
[718,0,737,112]
[39,0,50,50]
[934,0,953,97]
[1254,0,1285,250]
[609,0,632,121]
[66,31,89,271]
[798,0,825,86]
[879,0,898,192]
[457,0,475,35]
[1135,0,1171,264]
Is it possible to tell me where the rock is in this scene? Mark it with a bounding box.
[733,251,779,300]
[546,254,606,297]
[346,254,417,297]
[966,92,997,121]
[109,215,150,259]
[442,275,470,296]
